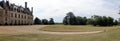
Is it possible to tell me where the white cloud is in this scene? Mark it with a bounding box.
[1,0,120,22]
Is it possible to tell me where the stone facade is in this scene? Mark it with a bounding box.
[0,0,33,25]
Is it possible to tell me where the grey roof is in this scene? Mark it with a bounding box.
[0,0,33,16]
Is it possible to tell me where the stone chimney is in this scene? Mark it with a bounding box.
[31,7,33,13]
[25,2,27,8]
[2,0,6,9]
[6,0,9,6]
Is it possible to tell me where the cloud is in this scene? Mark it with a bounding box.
[1,0,120,22]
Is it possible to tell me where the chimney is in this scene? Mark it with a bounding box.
[2,0,6,9]
[6,0,9,6]
[31,7,33,13]
[25,2,27,8]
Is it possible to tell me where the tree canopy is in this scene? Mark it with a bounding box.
[34,17,41,24]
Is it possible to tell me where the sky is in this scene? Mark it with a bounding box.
[1,0,120,22]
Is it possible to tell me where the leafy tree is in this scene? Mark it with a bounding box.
[90,15,114,26]
[91,15,101,26]
[49,18,55,25]
[87,18,94,25]
[101,16,108,26]
[63,12,77,25]
[82,17,87,25]
[34,17,41,24]
[76,16,87,25]
[42,19,48,25]
[107,17,114,26]
[76,16,82,25]
[114,20,118,25]
[63,16,68,25]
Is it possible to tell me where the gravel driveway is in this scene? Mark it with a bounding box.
[0,25,102,35]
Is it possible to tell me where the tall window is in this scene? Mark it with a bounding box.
[5,17,7,21]
[11,13,13,17]
[22,15,23,18]
[25,16,26,19]
[15,14,17,18]
[18,14,20,18]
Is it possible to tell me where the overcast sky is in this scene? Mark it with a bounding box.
[1,0,120,22]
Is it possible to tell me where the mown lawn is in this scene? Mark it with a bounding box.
[0,25,120,41]
[39,25,120,32]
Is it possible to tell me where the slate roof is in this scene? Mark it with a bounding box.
[0,0,33,16]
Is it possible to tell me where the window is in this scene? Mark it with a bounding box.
[15,14,17,18]
[25,16,27,19]
[11,13,13,17]
[22,15,23,18]
[18,14,20,18]
[5,17,7,21]
[0,10,3,16]
[5,11,7,14]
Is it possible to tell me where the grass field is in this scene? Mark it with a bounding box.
[0,25,120,41]
[40,25,120,32]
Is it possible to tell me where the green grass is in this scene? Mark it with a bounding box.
[39,25,120,32]
[0,25,120,41]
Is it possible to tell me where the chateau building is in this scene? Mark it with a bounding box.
[0,0,33,25]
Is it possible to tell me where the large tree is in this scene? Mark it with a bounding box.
[76,16,87,25]
[34,17,41,24]
[42,19,49,25]
[90,15,114,26]
[114,20,118,25]
[63,12,77,25]
[63,16,68,25]
[49,18,55,25]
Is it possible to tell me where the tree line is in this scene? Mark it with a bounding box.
[34,12,120,26]
[63,12,120,26]
[34,17,55,25]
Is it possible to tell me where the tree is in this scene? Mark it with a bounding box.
[90,15,114,26]
[42,19,48,25]
[76,16,87,25]
[63,12,77,25]
[114,20,118,25]
[87,18,94,25]
[49,18,55,25]
[91,15,101,26]
[76,16,82,25]
[107,17,114,26]
[101,16,108,26]
[34,17,41,24]
[82,17,87,25]
[63,16,68,25]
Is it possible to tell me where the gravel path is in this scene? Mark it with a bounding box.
[0,25,102,35]
[39,31,102,35]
